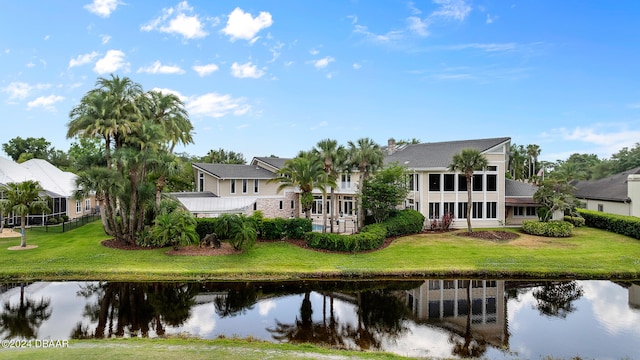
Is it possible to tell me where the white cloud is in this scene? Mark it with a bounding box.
[187,93,250,118]
[26,62,35,68]
[27,95,65,111]
[94,50,129,74]
[193,63,219,77]
[150,87,187,101]
[353,63,361,70]
[354,24,404,43]
[309,48,320,55]
[221,7,273,42]
[69,51,99,68]
[541,123,640,159]
[431,0,471,21]
[447,43,517,52]
[230,62,265,79]
[137,61,185,74]
[2,82,50,100]
[407,16,429,37]
[141,1,208,40]
[44,35,50,40]
[310,121,328,130]
[101,35,111,44]
[84,0,121,18]
[311,56,334,70]
[486,14,498,24]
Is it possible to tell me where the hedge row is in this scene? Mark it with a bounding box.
[303,209,425,252]
[259,218,312,240]
[522,220,573,237]
[195,217,312,240]
[564,215,585,227]
[578,209,640,239]
[304,223,387,252]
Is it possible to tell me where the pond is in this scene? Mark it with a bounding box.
[1,279,639,359]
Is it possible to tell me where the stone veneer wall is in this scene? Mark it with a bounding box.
[242,192,299,218]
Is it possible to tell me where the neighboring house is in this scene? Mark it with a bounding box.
[504,179,539,225]
[187,137,537,230]
[0,157,96,225]
[570,167,640,217]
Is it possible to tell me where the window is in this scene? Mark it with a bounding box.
[514,206,536,217]
[311,196,323,215]
[514,207,524,216]
[486,165,497,171]
[443,202,455,216]
[429,174,441,191]
[76,200,81,213]
[230,179,236,194]
[472,202,483,218]
[408,173,419,191]
[342,196,354,215]
[242,179,248,193]
[458,175,467,191]
[279,201,283,210]
[341,174,351,189]
[253,203,257,211]
[198,173,204,192]
[597,204,604,212]
[486,175,497,191]
[444,174,455,191]
[473,174,483,191]
[486,202,497,218]
[526,207,537,216]
[291,200,295,209]
[254,179,259,193]
[429,202,440,219]
[85,199,91,211]
[457,202,468,219]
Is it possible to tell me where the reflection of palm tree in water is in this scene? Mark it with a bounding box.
[0,283,52,339]
[533,281,583,318]
[449,281,487,358]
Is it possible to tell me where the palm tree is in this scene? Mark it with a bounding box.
[312,139,345,233]
[268,154,336,219]
[73,167,121,236]
[0,180,50,247]
[527,144,541,179]
[145,90,194,154]
[347,138,384,231]
[448,148,488,233]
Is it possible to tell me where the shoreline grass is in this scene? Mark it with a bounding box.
[1,221,639,281]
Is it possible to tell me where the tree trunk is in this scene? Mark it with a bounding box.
[322,193,327,233]
[20,214,27,247]
[329,187,335,233]
[466,174,473,233]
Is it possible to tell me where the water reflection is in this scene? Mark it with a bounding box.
[1,280,639,359]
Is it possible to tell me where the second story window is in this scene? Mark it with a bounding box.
[230,179,236,194]
[242,179,248,193]
[254,179,259,193]
[341,174,351,189]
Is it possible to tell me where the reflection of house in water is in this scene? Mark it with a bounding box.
[630,284,640,309]
[405,280,508,348]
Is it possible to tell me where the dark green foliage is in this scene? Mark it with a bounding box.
[384,209,425,237]
[578,209,640,239]
[304,209,423,252]
[260,218,287,240]
[564,215,585,227]
[522,220,573,237]
[284,218,312,239]
[195,218,217,239]
[304,223,387,252]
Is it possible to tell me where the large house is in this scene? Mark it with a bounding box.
[0,157,96,225]
[182,137,538,230]
[571,166,640,217]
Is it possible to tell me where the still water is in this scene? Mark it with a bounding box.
[1,279,639,359]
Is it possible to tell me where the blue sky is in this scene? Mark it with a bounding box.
[1,1,640,162]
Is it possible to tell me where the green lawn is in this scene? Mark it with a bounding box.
[1,221,639,281]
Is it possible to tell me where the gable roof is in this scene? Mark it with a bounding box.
[570,167,640,202]
[193,163,276,180]
[384,137,510,169]
[0,157,77,198]
[251,157,291,172]
[505,179,538,206]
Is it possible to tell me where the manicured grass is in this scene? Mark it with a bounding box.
[0,337,409,360]
[1,221,640,281]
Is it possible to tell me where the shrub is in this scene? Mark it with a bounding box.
[564,215,585,227]
[522,220,573,237]
[578,209,640,239]
[304,223,387,252]
[385,209,424,237]
[47,217,58,225]
[61,215,69,222]
[195,218,218,239]
[284,217,312,239]
[260,218,287,240]
[149,209,199,250]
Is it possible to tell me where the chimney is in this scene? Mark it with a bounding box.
[387,138,396,155]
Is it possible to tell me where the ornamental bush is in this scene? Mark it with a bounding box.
[564,215,585,227]
[384,209,425,237]
[304,223,387,252]
[578,209,640,239]
[522,220,573,237]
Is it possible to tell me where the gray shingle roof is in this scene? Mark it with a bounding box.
[571,167,640,202]
[193,163,276,179]
[252,157,291,170]
[384,137,510,169]
[505,179,537,197]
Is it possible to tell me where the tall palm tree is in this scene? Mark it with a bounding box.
[347,138,384,231]
[508,144,527,180]
[527,144,542,179]
[145,90,194,154]
[0,180,50,247]
[268,154,336,219]
[74,167,121,236]
[448,148,488,233]
[312,139,345,233]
